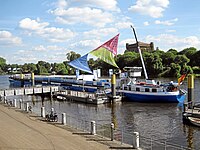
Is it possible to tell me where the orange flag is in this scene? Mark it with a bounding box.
[178,74,186,85]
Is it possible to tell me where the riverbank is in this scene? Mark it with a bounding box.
[0,103,135,150]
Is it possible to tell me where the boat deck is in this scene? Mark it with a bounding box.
[182,103,200,125]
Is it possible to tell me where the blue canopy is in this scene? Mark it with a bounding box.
[68,54,93,74]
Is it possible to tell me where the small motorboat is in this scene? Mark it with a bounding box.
[188,117,200,127]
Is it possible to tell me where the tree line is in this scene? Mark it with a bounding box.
[0,47,199,78]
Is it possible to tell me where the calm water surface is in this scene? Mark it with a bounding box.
[1,75,200,149]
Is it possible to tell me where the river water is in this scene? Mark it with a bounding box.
[1,75,200,149]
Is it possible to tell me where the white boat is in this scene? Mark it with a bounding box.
[188,117,200,127]
[119,26,186,103]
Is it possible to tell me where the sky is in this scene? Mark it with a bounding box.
[1,0,200,64]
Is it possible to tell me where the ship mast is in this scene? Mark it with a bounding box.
[131,25,148,80]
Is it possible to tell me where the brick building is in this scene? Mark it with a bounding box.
[126,41,154,52]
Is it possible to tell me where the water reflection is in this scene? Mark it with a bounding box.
[183,124,194,149]
[31,95,36,106]
[187,126,194,149]
[107,103,118,129]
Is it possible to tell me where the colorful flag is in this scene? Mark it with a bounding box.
[94,34,119,56]
[90,34,120,68]
[178,74,186,85]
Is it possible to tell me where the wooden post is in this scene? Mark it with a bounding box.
[20,73,24,87]
[188,74,194,109]
[111,74,116,102]
[31,72,35,86]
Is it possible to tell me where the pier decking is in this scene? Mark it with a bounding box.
[55,90,121,104]
[55,90,110,104]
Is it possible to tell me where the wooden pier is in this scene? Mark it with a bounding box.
[54,90,122,105]
[0,86,59,96]
[55,90,110,104]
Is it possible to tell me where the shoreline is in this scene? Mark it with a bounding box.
[0,102,134,150]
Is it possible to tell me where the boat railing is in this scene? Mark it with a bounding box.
[184,101,200,113]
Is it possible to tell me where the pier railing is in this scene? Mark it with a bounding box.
[0,86,59,96]
[62,114,191,150]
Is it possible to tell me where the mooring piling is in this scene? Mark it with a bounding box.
[187,74,194,109]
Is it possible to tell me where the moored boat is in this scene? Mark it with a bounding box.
[119,77,186,103]
[118,27,186,103]
[188,117,200,127]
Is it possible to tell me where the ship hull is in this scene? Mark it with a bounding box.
[121,90,186,103]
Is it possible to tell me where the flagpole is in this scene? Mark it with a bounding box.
[131,25,148,80]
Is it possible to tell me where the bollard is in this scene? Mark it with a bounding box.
[4,96,7,104]
[25,102,29,112]
[111,123,114,141]
[133,132,139,149]
[13,99,17,107]
[41,107,45,118]
[62,113,66,125]
[0,95,2,101]
[91,121,96,135]
[19,99,22,109]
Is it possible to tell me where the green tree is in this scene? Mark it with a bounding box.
[21,63,37,73]
[52,63,68,75]
[168,63,181,77]
[144,52,163,77]
[188,50,200,67]
[0,57,6,74]
[178,47,197,58]
[174,55,189,66]
[192,66,200,74]
[36,61,50,75]
[66,51,81,62]
[182,65,193,74]
[167,49,178,55]
[116,51,139,69]
[161,52,175,67]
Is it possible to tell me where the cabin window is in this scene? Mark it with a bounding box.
[136,87,140,92]
[129,86,131,91]
[124,86,128,90]
[145,88,150,92]
[152,88,157,92]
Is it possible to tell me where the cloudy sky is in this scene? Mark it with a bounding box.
[1,0,200,64]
